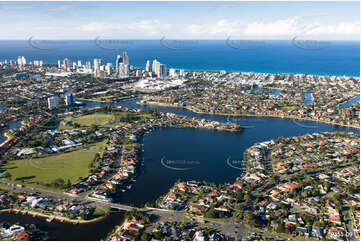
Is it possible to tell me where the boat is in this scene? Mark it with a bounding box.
[127,184,132,189]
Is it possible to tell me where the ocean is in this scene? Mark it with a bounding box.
[0,40,359,76]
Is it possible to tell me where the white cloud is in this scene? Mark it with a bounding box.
[184,17,360,39]
[185,17,302,37]
[244,17,301,36]
[187,20,245,36]
[305,21,360,35]
[78,20,171,36]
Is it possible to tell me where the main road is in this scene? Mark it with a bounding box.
[0,181,138,211]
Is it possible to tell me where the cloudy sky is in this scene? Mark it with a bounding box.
[0,1,359,40]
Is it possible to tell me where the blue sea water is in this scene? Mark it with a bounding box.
[0,40,359,76]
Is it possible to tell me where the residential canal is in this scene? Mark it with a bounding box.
[304,92,313,104]
[339,94,360,107]
[0,119,22,143]
[82,99,358,207]
[0,99,358,239]
[0,210,124,240]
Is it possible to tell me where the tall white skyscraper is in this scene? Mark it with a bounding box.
[105,64,112,76]
[169,68,177,77]
[77,60,82,67]
[93,58,102,71]
[145,60,151,72]
[151,59,167,78]
[21,56,26,66]
[47,96,59,110]
[152,59,160,74]
[63,58,71,70]
[123,51,129,65]
[57,60,61,68]
[118,63,130,78]
[116,55,122,73]
[159,64,167,78]
[17,56,26,67]
[86,61,91,70]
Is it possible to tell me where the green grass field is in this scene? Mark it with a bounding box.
[73,113,116,126]
[71,112,155,127]
[58,122,73,130]
[1,140,107,190]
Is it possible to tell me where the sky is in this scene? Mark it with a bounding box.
[0,1,359,40]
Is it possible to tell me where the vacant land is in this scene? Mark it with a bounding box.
[1,140,107,190]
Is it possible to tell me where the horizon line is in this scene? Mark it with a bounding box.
[0,39,359,41]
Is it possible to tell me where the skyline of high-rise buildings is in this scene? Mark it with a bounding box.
[4,51,188,80]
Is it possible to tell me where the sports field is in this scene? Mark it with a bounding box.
[1,140,107,190]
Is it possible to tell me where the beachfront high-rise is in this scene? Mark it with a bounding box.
[93,58,102,71]
[145,60,151,72]
[159,64,167,78]
[63,58,71,71]
[17,56,26,67]
[152,59,159,74]
[116,55,122,74]
[123,52,129,65]
[118,63,129,78]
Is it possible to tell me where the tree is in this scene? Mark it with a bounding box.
[52,178,65,188]
[244,194,251,202]
[244,211,256,227]
[276,224,285,233]
[205,205,217,218]
[140,233,150,241]
[3,172,12,180]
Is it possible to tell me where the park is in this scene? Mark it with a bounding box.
[0,139,107,191]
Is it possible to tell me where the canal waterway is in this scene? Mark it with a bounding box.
[0,99,358,240]
[81,99,358,206]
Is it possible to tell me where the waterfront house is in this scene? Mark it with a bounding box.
[296,227,308,236]
[1,225,25,238]
[311,226,323,239]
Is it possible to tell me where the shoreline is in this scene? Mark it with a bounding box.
[27,58,359,78]
[78,97,136,103]
[138,101,359,129]
[0,208,107,224]
[0,131,15,147]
